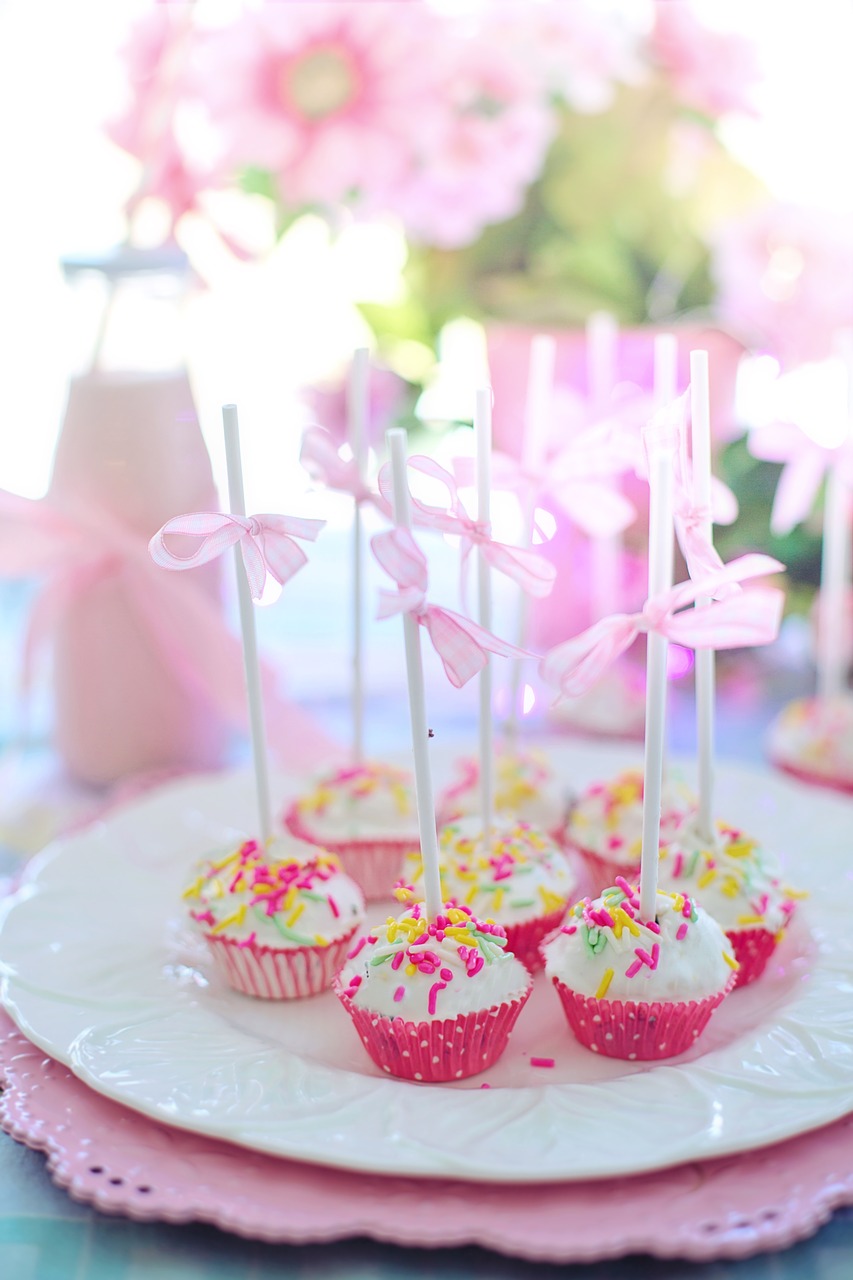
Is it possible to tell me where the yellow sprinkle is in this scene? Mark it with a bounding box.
[723,950,739,970]
[286,902,305,928]
[720,876,740,899]
[539,887,566,915]
[211,904,247,935]
[466,886,479,906]
[386,919,399,943]
[314,935,329,948]
[697,869,717,890]
[493,888,504,911]
[284,885,297,912]
[673,894,685,913]
[737,914,764,926]
[454,868,478,882]
[614,907,640,937]
[596,969,614,999]
[391,783,409,815]
[405,963,417,976]
[774,929,786,944]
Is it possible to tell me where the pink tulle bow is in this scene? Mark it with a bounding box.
[299,425,376,505]
[540,553,785,700]
[377,456,555,598]
[149,510,325,601]
[371,526,530,688]
[749,421,853,536]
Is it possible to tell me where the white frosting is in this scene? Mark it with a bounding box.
[402,818,576,926]
[658,817,797,934]
[185,839,365,949]
[542,886,735,1002]
[289,762,419,842]
[766,695,853,784]
[438,749,569,833]
[565,769,696,864]
[338,905,531,1020]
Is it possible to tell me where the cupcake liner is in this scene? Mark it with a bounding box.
[771,757,853,796]
[569,843,640,897]
[504,906,570,972]
[726,926,780,988]
[550,977,732,1061]
[283,803,417,900]
[335,982,532,1082]
[206,926,358,999]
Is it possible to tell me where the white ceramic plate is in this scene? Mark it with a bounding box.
[0,741,850,1184]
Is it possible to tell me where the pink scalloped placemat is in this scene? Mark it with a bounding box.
[3,1010,853,1263]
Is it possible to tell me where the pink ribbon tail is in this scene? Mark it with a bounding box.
[419,603,531,689]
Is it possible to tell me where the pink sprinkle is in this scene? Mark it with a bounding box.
[625,958,643,979]
[563,924,578,935]
[607,835,624,850]
[327,895,340,919]
[645,920,661,935]
[440,967,453,982]
[367,935,379,944]
[530,1057,555,1069]
[347,936,367,960]
[682,900,692,919]
[349,973,362,987]
[676,922,688,941]
[673,852,684,877]
[480,1083,491,1089]
[650,943,660,969]
[393,986,406,1003]
[427,981,446,1016]
[390,951,404,970]
[634,947,656,969]
[614,876,636,897]
[236,932,257,949]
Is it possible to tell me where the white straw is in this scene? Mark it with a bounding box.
[348,347,369,763]
[690,351,715,844]
[639,446,674,921]
[817,360,852,700]
[507,333,556,740]
[386,428,443,921]
[222,404,272,845]
[653,332,678,411]
[475,389,494,839]
[587,312,621,621]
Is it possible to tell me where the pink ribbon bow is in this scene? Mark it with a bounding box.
[149,510,325,601]
[377,455,555,598]
[371,526,530,688]
[0,488,338,768]
[749,420,853,536]
[540,553,785,700]
[642,392,740,595]
[299,425,376,506]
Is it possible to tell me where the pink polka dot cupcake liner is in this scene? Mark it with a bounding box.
[334,984,532,1082]
[283,804,416,900]
[550,977,733,1061]
[504,906,571,973]
[205,926,359,999]
[726,926,780,989]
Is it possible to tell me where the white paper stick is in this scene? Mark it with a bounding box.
[655,332,678,606]
[818,360,853,700]
[387,428,442,921]
[222,404,272,845]
[588,312,621,621]
[475,389,494,839]
[639,446,674,921]
[690,350,716,844]
[348,347,369,763]
[507,334,556,740]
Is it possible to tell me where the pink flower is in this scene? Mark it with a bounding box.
[652,2,761,119]
[194,4,447,213]
[389,39,555,249]
[712,202,853,368]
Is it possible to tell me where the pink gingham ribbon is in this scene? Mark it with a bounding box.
[299,425,376,505]
[371,526,530,688]
[149,510,325,601]
[540,553,785,700]
[377,456,555,598]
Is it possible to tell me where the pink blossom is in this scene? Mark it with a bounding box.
[194,4,447,213]
[389,38,555,249]
[712,203,853,369]
[652,2,761,119]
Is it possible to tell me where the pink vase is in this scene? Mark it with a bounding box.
[48,370,229,785]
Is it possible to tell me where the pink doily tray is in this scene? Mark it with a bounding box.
[2,1009,853,1264]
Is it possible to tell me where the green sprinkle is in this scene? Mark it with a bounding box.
[271,916,314,946]
[369,951,395,966]
[300,890,326,902]
[509,898,536,908]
